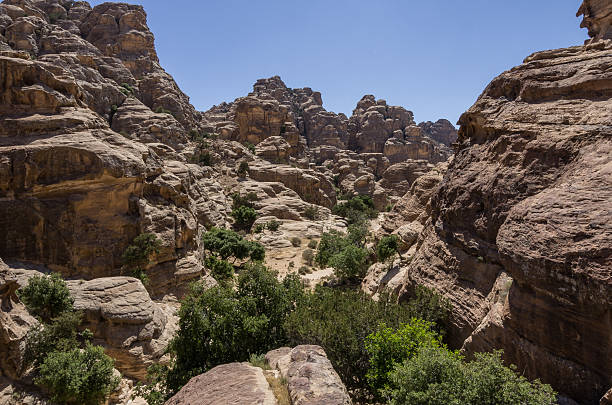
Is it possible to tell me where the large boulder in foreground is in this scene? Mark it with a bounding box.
[266,345,352,405]
[164,362,276,405]
[392,40,612,403]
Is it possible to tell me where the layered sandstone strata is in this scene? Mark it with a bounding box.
[383,40,612,403]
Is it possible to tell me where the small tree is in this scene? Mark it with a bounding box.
[231,206,257,230]
[122,233,161,285]
[376,234,400,262]
[24,310,83,368]
[266,219,280,231]
[314,230,349,268]
[365,320,443,397]
[303,205,320,220]
[328,244,369,281]
[237,161,249,177]
[18,273,73,322]
[201,228,265,281]
[301,249,315,266]
[36,344,119,405]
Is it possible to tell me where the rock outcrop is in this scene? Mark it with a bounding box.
[577,0,612,42]
[0,259,37,380]
[418,119,458,147]
[0,0,228,294]
[164,362,276,405]
[66,277,177,380]
[203,76,454,205]
[266,345,352,405]
[384,40,612,403]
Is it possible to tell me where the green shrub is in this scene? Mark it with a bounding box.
[245,142,256,154]
[24,310,83,368]
[195,151,212,166]
[154,106,173,115]
[314,230,350,268]
[303,205,320,220]
[285,287,412,400]
[120,83,135,96]
[237,161,249,177]
[376,234,399,262]
[162,264,304,395]
[328,244,369,281]
[18,273,73,322]
[307,240,318,249]
[405,285,452,335]
[388,348,557,405]
[253,223,265,234]
[347,222,368,246]
[204,256,235,281]
[332,195,377,225]
[266,219,280,231]
[36,344,119,405]
[122,233,160,285]
[202,227,265,263]
[365,319,443,397]
[231,205,257,230]
[301,249,314,266]
[290,237,301,247]
[122,233,161,269]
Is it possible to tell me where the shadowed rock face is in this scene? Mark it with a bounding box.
[390,42,612,403]
[577,0,612,41]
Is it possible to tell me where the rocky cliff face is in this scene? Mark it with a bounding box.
[368,35,612,404]
[0,0,229,294]
[204,76,455,209]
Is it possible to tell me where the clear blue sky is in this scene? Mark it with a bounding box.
[91,0,587,124]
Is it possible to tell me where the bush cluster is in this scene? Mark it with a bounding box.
[230,192,258,231]
[19,274,118,405]
[315,227,369,282]
[142,264,304,401]
[332,195,377,225]
[122,233,161,286]
[202,227,265,281]
[389,348,556,405]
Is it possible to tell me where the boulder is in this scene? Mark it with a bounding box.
[66,277,177,380]
[164,363,276,405]
[265,345,352,405]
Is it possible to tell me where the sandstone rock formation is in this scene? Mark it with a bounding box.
[381,40,612,403]
[164,362,276,405]
[66,277,177,380]
[0,0,229,295]
[577,0,612,41]
[0,259,37,380]
[265,345,352,405]
[418,119,458,147]
[203,76,454,206]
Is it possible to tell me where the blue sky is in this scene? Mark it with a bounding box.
[90,1,587,124]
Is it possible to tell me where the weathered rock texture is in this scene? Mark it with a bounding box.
[418,119,458,147]
[265,345,352,405]
[203,76,454,206]
[0,0,229,294]
[389,41,612,403]
[164,362,276,405]
[0,259,37,380]
[577,0,612,41]
[66,277,177,380]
